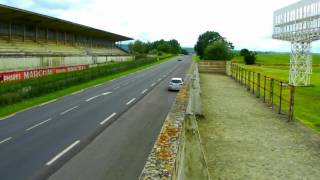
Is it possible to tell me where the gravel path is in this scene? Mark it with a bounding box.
[198,73,320,180]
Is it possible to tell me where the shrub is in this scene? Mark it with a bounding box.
[203,40,231,60]
[244,52,256,65]
[240,48,250,56]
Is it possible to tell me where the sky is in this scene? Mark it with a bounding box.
[1,0,320,52]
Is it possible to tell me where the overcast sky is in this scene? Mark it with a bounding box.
[1,0,320,52]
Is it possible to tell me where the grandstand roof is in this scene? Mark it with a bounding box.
[0,4,132,42]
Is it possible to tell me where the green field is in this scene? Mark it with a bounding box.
[236,53,320,64]
[235,54,320,132]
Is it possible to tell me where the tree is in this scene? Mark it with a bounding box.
[244,52,256,65]
[181,49,189,55]
[203,40,231,60]
[194,31,233,59]
[240,48,250,56]
[128,40,148,54]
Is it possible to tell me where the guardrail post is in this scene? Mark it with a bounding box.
[257,73,261,98]
[288,85,295,122]
[279,81,283,114]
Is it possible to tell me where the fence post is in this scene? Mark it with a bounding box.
[257,73,261,98]
[279,81,283,114]
[248,71,251,91]
[244,70,247,87]
[263,76,266,103]
[270,78,274,107]
[288,85,295,122]
[252,72,255,94]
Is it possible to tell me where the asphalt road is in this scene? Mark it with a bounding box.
[0,55,191,180]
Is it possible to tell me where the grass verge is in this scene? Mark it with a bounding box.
[0,56,178,118]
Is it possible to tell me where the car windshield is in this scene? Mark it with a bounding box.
[171,80,182,83]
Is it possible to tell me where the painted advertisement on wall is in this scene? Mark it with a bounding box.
[0,65,89,83]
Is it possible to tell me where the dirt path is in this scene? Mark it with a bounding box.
[198,73,320,180]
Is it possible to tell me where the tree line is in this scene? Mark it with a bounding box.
[128,39,188,56]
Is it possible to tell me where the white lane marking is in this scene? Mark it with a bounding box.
[102,92,112,96]
[141,89,148,94]
[46,140,80,166]
[71,90,84,95]
[100,113,117,125]
[0,137,12,144]
[86,95,101,102]
[126,98,136,105]
[158,78,162,82]
[60,106,79,115]
[94,83,103,87]
[26,118,52,131]
[114,86,120,90]
[38,99,57,107]
[151,83,156,87]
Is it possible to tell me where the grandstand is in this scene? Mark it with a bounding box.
[0,4,132,73]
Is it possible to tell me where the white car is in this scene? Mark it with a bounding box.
[168,78,184,91]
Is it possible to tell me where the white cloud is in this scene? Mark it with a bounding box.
[1,0,320,52]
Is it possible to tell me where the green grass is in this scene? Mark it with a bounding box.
[0,56,178,118]
[235,53,320,64]
[192,55,200,62]
[239,64,320,132]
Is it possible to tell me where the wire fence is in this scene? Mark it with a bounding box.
[231,63,295,121]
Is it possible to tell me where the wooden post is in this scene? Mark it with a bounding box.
[270,79,274,107]
[257,73,261,98]
[248,71,251,91]
[279,81,283,114]
[288,85,295,121]
[244,70,247,87]
[252,72,255,94]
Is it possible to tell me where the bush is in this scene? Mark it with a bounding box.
[203,40,231,60]
[244,52,256,65]
[240,49,250,56]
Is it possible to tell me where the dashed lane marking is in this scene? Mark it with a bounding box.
[0,137,12,145]
[26,118,52,131]
[46,140,80,166]
[126,98,136,105]
[141,89,148,94]
[60,106,79,115]
[100,113,117,125]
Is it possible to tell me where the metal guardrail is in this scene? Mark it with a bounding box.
[231,63,295,121]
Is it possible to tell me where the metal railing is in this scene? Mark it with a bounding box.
[231,63,295,121]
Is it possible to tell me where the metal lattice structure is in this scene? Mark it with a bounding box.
[273,0,320,86]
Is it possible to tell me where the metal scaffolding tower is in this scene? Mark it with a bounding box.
[273,0,320,86]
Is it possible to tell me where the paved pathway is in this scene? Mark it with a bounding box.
[198,73,320,180]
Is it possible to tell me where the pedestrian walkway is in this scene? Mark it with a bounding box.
[198,73,320,180]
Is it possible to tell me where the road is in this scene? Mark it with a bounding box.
[0,56,191,180]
